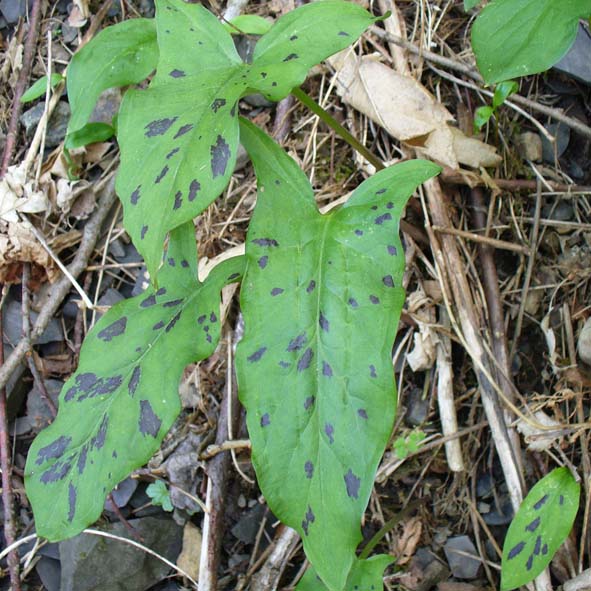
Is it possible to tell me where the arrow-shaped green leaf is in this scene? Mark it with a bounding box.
[25,224,244,540]
[501,467,580,590]
[116,0,377,279]
[236,118,440,590]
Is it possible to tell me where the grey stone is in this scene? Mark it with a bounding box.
[475,473,493,498]
[578,317,591,366]
[554,23,591,85]
[59,516,183,591]
[231,503,267,544]
[35,556,60,591]
[481,498,513,526]
[89,87,122,126]
[0,0,27,24]
[26,378,62,431]
[541,121,570,163]
[443,535,481,580]
[2,299,63,345]
[105,476,138,512]
[61,23,78,44]
[405,386,429,426]
[20,101,71,148]
[542,201,575,223]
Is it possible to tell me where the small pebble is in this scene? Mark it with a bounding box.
[516,132,542,162]
[578,317,591,366]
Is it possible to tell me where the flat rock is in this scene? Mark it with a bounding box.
[0,0,27,23]
[25,378,62,431]
[59,516,182,591]
[3,299,63,345]
[35,556,61,591]
[443,535,480,580]
[541,121,570,163]
[554,23,591,85]
[20,101,71,148]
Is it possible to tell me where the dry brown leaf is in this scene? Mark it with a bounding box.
[0,164,50,222]
[394,516,423,566]
[331,52,501,170]
[176,521,202,580]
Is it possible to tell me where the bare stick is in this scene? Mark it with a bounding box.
[0,174,117,393]
[0,0,43,177]
[432,224,530,254]
[0,286,21,590]
[436,306,464,472]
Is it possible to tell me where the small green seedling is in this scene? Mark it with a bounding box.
[471,0,591,85]
[146,480,174,512]
[20,73,65,103]
[393,429,426,460]
[501,467,580,590]
[473,80,518,132]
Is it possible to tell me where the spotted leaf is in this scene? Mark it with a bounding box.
[116,0,377,279]
[296,555,393,591]
[25,225,244,541]
[67,18,158,135]
[236,118,440,590]
[501,467,580,590]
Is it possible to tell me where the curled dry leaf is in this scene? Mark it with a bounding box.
[330,52,502,170]
[516,410,562,451]
[0,163,49,223]
[394,516,423,566]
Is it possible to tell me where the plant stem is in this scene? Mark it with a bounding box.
[291,87,385,172]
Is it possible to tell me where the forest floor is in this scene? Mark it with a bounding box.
[0,0,590,590]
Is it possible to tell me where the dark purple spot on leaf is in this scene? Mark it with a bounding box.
[210,135,231,178]
[112,450,117,458]
[306,280,316,293]
[383,275,395,287]
[98,316,127,342]
[387,245,397,256]
[169,69,186,78]
[338,31,349,36]
[560,495,564,505]
[260,413,270,427]
[305,461,314,479]
[526,554,534,571]
[77,445,88,474]
[174,124,194,139]
[141,225,148,239]
[369,365,377,378]
[128,366,141,397]
[41,461,71,483]
[156,287,167,296]
[348,297,359,308]
[145,117,177,137]
[230,103,236,117]
[525,517,540,532]
[289,35,298,40]
[344,469,360,499]
[270,287,284,296]
[534,535,542,555]
[68,483,76,522]
[188,179,201,201]
[173,191,182,210]
[542,544,548,555]
[301,505,315,535]
[163,299,183,308]
[130,185,141,205]
[319,312,329,332]
[153,320,165,330]
[139,400,161,437]
[297,348,313,371]
[198,315,206,324]
[166,147,180,159]
[210,312,217,323]
[370,295,380,304]
[358,408,368,419]
[228,272,240,280]
[371,205,378,210]
[375,213,392,225]
[279,360,290,368]
[36,435,71,465]
[168,258,175,267]
[508,541,525,559]
[165,311,181,332]
[283,53,298,61]
[140,294,156,308]
[181,260,190,268]
[253,238,279,247]
[155,165,169,184]
[248,347,267,363]
[272,81,277,87]
[287,333,307,352]
[91,415,108,449]
[386,202,394,209]
[258,256,268,269]
[206,334,212,343]
[211,98,226,112]
[533,495,548,510]
[325,423,334,444]
[322,362,333,377]
[304,396,315,410]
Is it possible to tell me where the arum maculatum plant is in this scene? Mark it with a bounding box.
[24,1,442,588]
